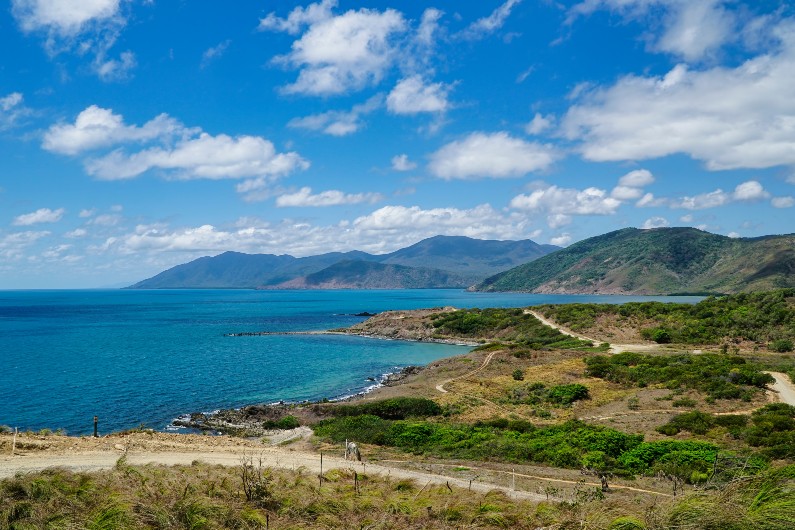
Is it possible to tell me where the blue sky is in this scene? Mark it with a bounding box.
[1,0,794,288]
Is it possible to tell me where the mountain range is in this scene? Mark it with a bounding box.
[473,227,795,295]
[128,235,558,289]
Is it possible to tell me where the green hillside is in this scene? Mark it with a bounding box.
[475,227,795,295]
[263,260,471,289]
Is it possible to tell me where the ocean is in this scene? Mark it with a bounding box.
[0,289,702,435]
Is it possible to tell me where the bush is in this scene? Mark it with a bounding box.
[331,397,442,420]
[546,384,590,405]
[771,339,794,353]
[512,369,524,381]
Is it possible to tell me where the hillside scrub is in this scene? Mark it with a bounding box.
[537,289,795,347]
[657,404,795,459]
[584,352,774,400]
[430,307,594,348]
[314,416,737,480]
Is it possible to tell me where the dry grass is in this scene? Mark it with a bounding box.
[0,460,659,529]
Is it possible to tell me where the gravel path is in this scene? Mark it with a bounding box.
[0,445,545,501]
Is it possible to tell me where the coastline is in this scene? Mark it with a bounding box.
[225,328,480,347]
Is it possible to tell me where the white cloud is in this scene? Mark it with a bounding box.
[732,180,769,201]
[525,113,553,135]
[43,105,184,155]
[618,168,655,187]
[13,208,65,226]
[100,204,533,258]
[563,23,795,170]
[0,92,31,130]
[668,180,770,210]
[88,214,121,226]
[276,187,383,207]
[258,0,337,35]
[288,94,381,136]
[12,0,134,82]
[0,230,50,260]
[728,231,741,238]
[772,196,795,208]
[391,154,417,172]
[611,169,655,199]
[12,0,122,36]
[269,4,407,96]
[386,76,451,114]
[429,132,556,180]
[636,192,667,208]
[416,7,443,47]
[567,0,735,62]
[201,40,231,68]
[44,106,308,189]
[510,185,622,227]
[460,0,522,40]
[550,233,572,246]
[95,50,136,81]
[642,216,670,229]
[79,208,96,218]
[65,228,88,238]
[86,133,309,181]
[680,214,693,222]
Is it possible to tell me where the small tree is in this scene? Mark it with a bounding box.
[512,369,524,381]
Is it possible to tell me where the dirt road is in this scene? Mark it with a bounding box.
[526,310,659,354]
[0,440,544,501]
[767,371,795,406]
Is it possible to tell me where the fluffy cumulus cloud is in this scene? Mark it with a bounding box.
[642,216,670,229]
[43,106,308,194]
[510,185,621,228]
[611,169,655,200]
[525,113,554,135]
[12,0,122,36]
[562,23,795,170]
[386,76,451,114]
[275,187,383,207]
[391,154,416,171]
[43,105,184,155]
[568,0,736,62]
[12,208,65,226]
[12,0,135,81]
[288,95,381,136]
[429,132,556,180]
[459,0,522,40]
[772,196,795,208]
[667,180,770,210]
[99,204,535,258]
[262,1,406,96]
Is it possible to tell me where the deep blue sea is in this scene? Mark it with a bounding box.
[0,289,702,435]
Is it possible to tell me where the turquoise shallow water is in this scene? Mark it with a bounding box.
[0,289,701,435]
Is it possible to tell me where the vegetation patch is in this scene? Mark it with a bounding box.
[430,307,594,349]
[584,352,773,401]
[657,404,795,459]
[537,289,795,347]
[507,382,590,407]
[329,397,442,420]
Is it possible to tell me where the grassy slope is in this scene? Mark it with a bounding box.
[475,227,795,294]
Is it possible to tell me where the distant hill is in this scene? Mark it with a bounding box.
[262,261,471,289]
[128,235,558,289]
[474,227,795,295]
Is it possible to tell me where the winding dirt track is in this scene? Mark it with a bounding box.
[0,443,546,501]
[525,310,657,354]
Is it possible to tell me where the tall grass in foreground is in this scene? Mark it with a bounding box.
[2,460,793,529]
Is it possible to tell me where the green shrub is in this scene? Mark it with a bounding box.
[546,384,590,405]
[771,339,794,353]
[331,397,442,420]
[511,369,524,381]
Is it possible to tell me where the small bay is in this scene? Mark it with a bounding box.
[0,289,701,435]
